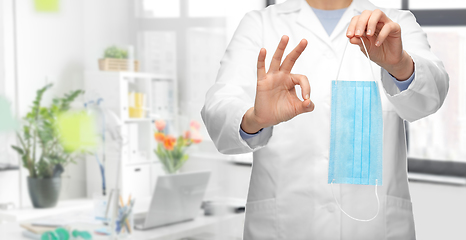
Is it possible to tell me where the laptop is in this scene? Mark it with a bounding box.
[134,171,211,230]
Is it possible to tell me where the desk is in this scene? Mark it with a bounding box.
[0,198,245,240]
[0,213,244,240]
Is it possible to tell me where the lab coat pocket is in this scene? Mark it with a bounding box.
[385,196,416,240]
[244,198,278,240]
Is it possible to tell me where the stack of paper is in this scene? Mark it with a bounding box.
[20,223,58,240]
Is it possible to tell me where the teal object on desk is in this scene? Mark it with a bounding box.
[41,228,92,240]
[41,228,69,240]
[72,230,92,240]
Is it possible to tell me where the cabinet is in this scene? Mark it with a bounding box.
[84,71,177,200]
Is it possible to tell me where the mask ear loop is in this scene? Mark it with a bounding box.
[331,36,381,222]
[335,37,378,83]
[331,179,380,222]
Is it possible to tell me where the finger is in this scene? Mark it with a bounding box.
[257,48,267,80]
[291,74,311,100]
[375,22,400,47]
[295,98,315,114]
[354,10,372,37]
[280,39,308,73]
[302,99,315,112]
[269,35,289,72]
[346,15,360,38]
[366,9,384,37]
[349,37,362,45]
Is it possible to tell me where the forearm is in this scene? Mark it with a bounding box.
[240,107,266,134]
[382,50,414,81]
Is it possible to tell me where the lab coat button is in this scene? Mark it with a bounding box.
[327,204,335,213]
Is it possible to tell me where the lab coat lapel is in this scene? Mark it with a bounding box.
[329,3,358,41]
[295,0,331,47]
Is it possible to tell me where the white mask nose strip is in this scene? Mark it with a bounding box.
[330,179,380,222]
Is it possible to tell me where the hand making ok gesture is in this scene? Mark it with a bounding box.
[241,35,314,134]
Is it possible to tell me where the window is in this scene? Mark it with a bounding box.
[409,0,466,9]
[131,0,264,151]
[136,0,180,18]
[367,0,402,9]
[271,0,402,9]
[403,1,466,182]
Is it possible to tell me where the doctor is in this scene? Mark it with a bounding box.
[202,0,448,239]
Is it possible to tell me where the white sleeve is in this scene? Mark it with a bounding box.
[380,10,449,122]
[201,11,273,154]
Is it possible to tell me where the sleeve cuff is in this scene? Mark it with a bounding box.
[239,127,263,140]
[389,70,415,92]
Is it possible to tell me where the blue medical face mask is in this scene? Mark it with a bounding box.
[328,39,383,222]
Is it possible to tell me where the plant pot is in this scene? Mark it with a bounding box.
[98,58,140,72]
[27,177,61,208]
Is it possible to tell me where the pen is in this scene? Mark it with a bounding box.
[126,194,132,233]
[119,194,132,233]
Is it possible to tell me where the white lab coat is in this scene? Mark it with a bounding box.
[201,0,449,239]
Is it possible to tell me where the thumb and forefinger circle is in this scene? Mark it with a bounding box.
[291,74,315,112]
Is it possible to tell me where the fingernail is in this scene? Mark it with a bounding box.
[376,40,380,46]
[307,101,312,108]
[367,29,371,35]
[305,94,309,100]
[355,30,361,36]
[347,31,352,36]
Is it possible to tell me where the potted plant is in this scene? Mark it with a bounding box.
[11,84,85,208]
[98,46,139,72]
[153,120,202,174]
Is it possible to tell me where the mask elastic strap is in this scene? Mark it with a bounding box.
[330,179,380,222]
[335,38,377,83]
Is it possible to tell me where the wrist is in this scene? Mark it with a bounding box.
[241,107,266,134]
[384,51,414,81]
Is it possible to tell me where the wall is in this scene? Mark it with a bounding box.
[12,0,130,207]
[0,0,19,208]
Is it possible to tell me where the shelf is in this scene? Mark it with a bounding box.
[85,70,178,201]
[87,70,174,80]
[124,118,152,123]
[125,160,160,167]
[124,116,175,123]
[119,71,173,80]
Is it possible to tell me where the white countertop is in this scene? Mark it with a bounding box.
[0,197,245,240]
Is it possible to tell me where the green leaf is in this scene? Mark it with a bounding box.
[104,46,128,59]
[11,145,24,155]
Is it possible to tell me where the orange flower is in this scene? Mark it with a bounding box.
[163,135,176,150]
[154,132,165,142]
[155,120,166,132]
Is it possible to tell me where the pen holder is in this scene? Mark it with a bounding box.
[113,204,134,239]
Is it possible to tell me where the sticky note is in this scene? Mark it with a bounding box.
[34,0,60,12]
[57,111,97,152]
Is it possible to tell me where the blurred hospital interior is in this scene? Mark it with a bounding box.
[0,0,465,239]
